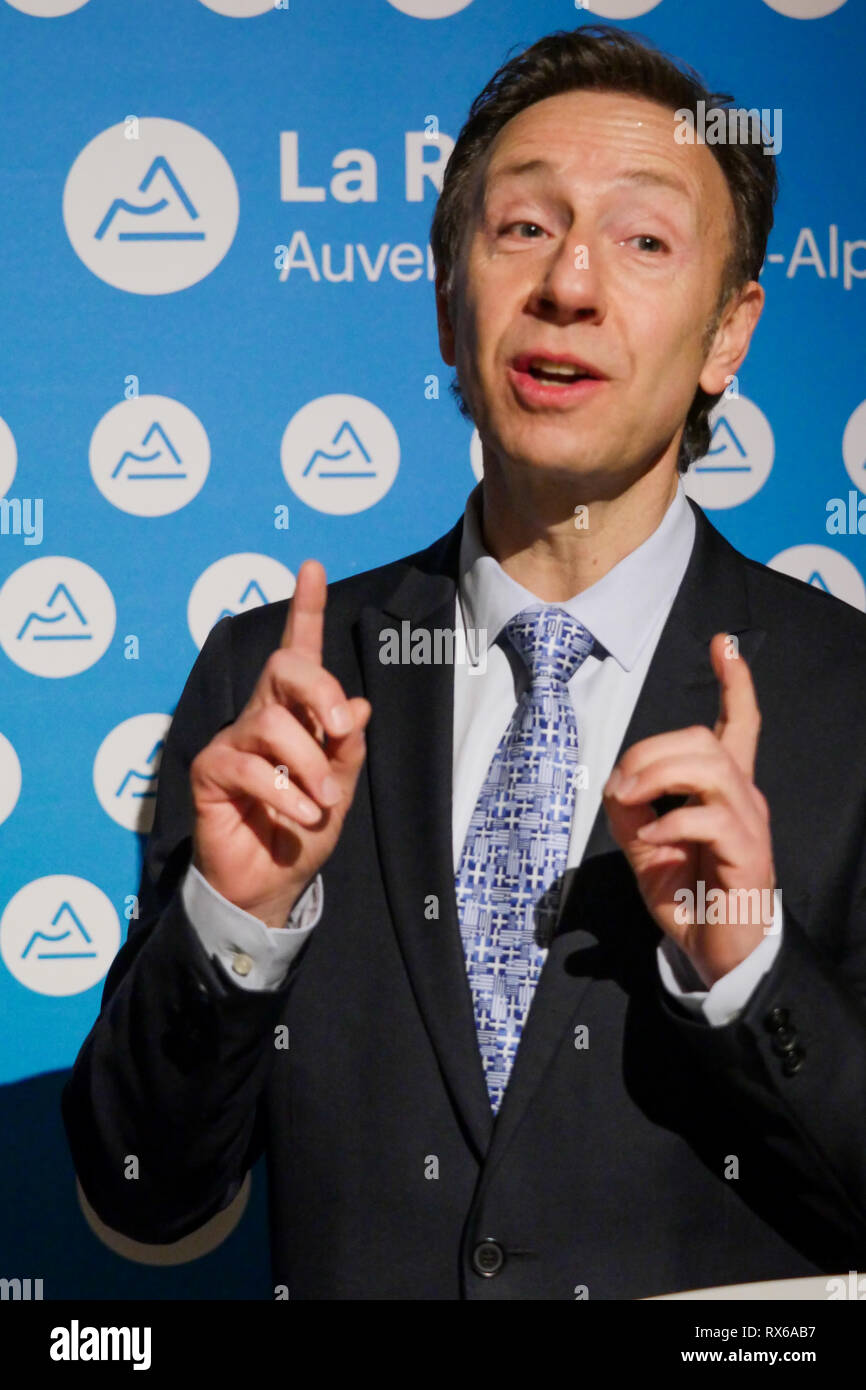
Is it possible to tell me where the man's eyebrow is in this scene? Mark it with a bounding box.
[485,157,555,188]
[609,169,693,201]
[485,160,694,203]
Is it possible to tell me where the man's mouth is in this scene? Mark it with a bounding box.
[508,353,608,403]
[511,352,607,382]
[530,361,593,383]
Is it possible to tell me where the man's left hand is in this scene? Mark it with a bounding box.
[602,632,776,988]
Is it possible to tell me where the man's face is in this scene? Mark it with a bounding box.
[437,88,761,492]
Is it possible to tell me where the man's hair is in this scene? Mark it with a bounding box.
[430,23,779,474]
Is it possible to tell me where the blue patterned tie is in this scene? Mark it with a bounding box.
[455,606,594,1113]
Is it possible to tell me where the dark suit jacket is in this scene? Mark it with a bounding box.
[62,496,866,1299]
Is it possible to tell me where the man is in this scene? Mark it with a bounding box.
[63,25,866,1300]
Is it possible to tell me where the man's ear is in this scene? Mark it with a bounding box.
[699,280,764,397]
[435,266,456,367]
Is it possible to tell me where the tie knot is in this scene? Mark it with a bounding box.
[504,606,594,685]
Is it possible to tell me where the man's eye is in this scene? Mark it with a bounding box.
[628,234,666,253]
[501,221,544,238]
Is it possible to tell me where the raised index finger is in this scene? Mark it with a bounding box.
[710,631,761,780]
[281,559,327,663]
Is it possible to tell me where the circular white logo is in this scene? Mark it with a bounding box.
[842,398,866,497]
[4,0,91,13]
[188,553,295,649]
[767,544,866,611]
[63,118,239,295]
[682,395,774,509]
[0,556,116,677]
[89,395,210,516]
[93,713,172,833]
[0,415,17,497]
[1,875,121,997]
[385,0,473,14]
[196,0,276,12]
[0,733,22,827]
[280,394,399,516]
[761,0,846,16]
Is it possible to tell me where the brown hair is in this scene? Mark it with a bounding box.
[429,23,779,473]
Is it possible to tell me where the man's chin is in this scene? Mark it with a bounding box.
[487,446,609,482]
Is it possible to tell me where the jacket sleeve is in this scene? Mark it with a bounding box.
[61,614,301,1244]
[657,815,866,1267]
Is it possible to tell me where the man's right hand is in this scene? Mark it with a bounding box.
[189,559,372,929]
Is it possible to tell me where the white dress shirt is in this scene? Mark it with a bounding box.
[181,478,782,1024]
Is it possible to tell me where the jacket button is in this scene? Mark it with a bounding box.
[771,1027,798,1054]
[763,1007,789,1031]
[472,1239,505,1277]
[781,1048,805,1077]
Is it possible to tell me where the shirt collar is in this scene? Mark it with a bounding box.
[457,477,696,672]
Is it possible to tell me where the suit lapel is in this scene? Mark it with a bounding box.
[483,497,768,1169]
[356,520,495,1160]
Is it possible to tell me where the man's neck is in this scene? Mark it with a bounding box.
[479,464,680,601]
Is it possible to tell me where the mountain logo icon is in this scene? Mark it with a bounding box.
[805,570,831,592]
[16,583,92,642]
[21,901,97,961]
[94,155,205,243]
[302,421,377,480]
[115,738,164,801]
[694,417,751,474]
[111,422,186,481]
[768,543,866,614]
[187,554,295,650]
[217,580,270,622]
[93,714,173,833]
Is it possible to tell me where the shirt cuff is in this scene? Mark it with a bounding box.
[181,863,323,991]
[656,892,784,1026]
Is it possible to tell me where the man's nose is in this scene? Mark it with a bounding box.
[531,233,604,321]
